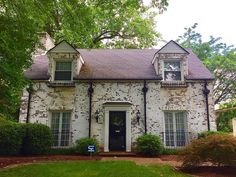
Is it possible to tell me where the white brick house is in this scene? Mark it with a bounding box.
[19,34,216,152]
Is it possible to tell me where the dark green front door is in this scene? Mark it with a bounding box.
[109,111,126,151]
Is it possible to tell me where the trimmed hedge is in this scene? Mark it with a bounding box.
[0,118,52,155]
[75,138,99,155]
[180,134,236,167]
[136,134,163,157]
[0,121,24,155]
[22,123,53,155]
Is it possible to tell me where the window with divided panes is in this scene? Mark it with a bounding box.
[54,61,72,81]
[164,112,187,147]
[163,61,181,81]
[51,112,71,147]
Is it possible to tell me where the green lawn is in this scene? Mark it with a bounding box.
[0,161,191,177]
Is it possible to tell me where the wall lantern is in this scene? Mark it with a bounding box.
[136,110,141,125]
[95,110,99,123]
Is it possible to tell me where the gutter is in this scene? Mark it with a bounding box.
[26,87,33,123]
[142,80,148,134]
[88,82,94,138]
[73,78,162,81]
[203,80,210,131]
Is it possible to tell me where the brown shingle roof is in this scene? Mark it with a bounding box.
[77,49,160,79]
[25,49,214,80]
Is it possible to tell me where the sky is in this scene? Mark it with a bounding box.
[156,0,236,46]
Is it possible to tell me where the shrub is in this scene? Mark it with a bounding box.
[75,138,99,155]
[0,121,24,155]
[0,116,9,124]
[216,103,236,132]
[136,134,163,157]
[21,123,52,155]
[180,134,236,167]
[198,131,228,139]
[162,148,180,155]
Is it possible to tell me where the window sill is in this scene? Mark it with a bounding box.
[47,81,75,87]
[161,81,187,88]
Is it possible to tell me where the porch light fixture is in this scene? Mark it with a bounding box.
[95,110,99,123]
[136,110,141,125]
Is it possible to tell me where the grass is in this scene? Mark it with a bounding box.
[0,161,191,177]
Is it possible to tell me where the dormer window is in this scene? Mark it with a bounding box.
[54,61,72,81]
[163,60,182,81]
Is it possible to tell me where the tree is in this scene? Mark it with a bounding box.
[44,0,168,48]
[0,0,169,118]
[0,0,51,118]
[177,23,236,105]
[216,101,236,132]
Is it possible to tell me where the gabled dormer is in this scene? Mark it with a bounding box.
[152,40,189,86]
[47,41,84,84]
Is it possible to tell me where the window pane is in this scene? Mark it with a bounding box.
[56,62,72,71]
[51,112,60,146]
[164,61,180,71]
[164,71,181,81]
[164,112,175,146]
[54,71,72,81]
[175,112,186,147]
[61,112,71,146]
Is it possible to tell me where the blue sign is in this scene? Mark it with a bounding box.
[87,145,96,153]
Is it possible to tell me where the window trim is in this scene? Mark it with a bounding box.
[53,60,73,82]
[162,59,183,82]
[163,111,188,147]
[50,111,72,147]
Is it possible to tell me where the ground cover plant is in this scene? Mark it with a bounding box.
[0,161,190,177]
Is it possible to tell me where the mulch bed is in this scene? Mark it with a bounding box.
[180,166,236,177]
[0,155,101,168]
[159,155,180,161]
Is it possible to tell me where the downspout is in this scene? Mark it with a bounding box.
[26,87,32,123]
[142,80,148,134]
[203,80,210,131]
[88,82,94,138]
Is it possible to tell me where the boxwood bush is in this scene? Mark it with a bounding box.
[75,138,99,155]
[180,134,236,167]
[0,121,24,155]
[21,123,52,155]
[136,134,163,157]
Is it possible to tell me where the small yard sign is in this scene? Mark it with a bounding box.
[87,145,96,153]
